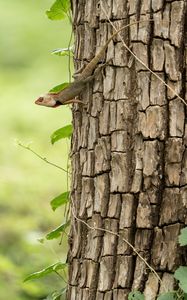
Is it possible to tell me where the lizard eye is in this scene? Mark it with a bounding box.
[35,97,43,104]
[36,97,43,103]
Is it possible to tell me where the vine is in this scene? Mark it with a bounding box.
[128,227,187,300]
[20,2,73,298]
[21,0,187,299]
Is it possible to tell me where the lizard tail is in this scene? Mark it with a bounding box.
[80,19,153,79]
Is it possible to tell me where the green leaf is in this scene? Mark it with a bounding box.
[24,262,67,282]
[157,292,176,300]
[46,0,70,20]
[128,291,145,300]
[46,220,70,240]
[179,227,187,246]
[45,287,67,300]
[49,82,70,93]
[37,238,45,244]
[184,293,187,300]
[50,124,73,144]
[50,191,69,211]
[52,47,73,57]
[174,266,187,293]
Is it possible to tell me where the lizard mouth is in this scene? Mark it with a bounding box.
[35,97,62,108]
[53,101,62,108]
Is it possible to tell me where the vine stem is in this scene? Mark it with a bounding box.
[68,30,73,83]
[100,1,187,107]
[70,200,167,292]
[17,142,70,174]
[64,139,70,222]
[74,214,163,285]
[54,270,67,284]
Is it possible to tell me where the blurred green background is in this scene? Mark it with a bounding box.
[0,1,72,299]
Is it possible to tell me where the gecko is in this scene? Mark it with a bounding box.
[35,20,152,108]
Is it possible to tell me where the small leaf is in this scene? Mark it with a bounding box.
[52,47,73,57]
[24,262,67,282]
[179,227,187,246]
[50,191,69,211]
[45,287,67,300]
[49,82,70,94]
[128,291,145,300]
[46,0,70,20]
[46,220,70,240]
[183,293,187,300]
[174,266,187,293]
[37,238,45,244]
[157,292,177,300]
[51,124,73,145]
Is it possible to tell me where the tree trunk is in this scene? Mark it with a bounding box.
[67,0,187,299]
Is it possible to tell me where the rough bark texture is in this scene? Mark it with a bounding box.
[67,0,187,299]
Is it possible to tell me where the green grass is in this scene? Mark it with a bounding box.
[0,1,72,298]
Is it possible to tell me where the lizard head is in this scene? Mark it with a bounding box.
[35,94,62,108]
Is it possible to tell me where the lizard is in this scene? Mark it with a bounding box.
[35,20,152,108]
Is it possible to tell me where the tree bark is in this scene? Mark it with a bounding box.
[67,0,187,299]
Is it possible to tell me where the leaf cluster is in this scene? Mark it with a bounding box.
[46,0,70,21]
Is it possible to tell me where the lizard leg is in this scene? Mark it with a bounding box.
[92,59,113,77]
[73,58,110,79]
[79,60,113,85]
[63,99,84,105]
[74,59,113,84]
[62,60,114,106]
[81,74,95,83]
[96,59,112,72]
